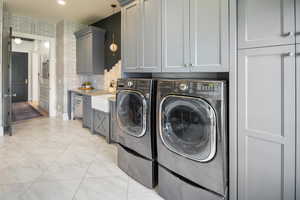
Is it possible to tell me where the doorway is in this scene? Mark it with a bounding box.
[12,52,28,102]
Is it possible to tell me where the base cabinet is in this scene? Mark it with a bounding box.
[238,45,296,200]
[92,109,109,139]
[82,96,92,129]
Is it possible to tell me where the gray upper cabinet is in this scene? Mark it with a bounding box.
[189,0,229,72]
[161,0,189,72]
[297,0,300,44]
[139,0,162,72]
[122,0,230,73]
[238,45,296,200]
[122,0,161,73]
[162,0,229,72]
[238,0,295,49]
[122,1,140,72]
[75,26,106,74]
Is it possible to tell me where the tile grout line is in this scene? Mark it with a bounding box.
[71,156,96,200]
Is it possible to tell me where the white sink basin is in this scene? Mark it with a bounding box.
[92,94,115,113]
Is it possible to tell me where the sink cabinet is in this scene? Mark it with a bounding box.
[75,26,106,74]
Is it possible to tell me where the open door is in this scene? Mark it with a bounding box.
[3,27,13,135]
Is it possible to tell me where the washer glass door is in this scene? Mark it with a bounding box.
[117,90,147,137]
[159,95,217,162]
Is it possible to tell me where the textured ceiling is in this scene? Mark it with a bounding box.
[6,0,121,24]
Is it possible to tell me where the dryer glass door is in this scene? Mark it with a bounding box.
[159,95,217,162]
[117,90,147,137]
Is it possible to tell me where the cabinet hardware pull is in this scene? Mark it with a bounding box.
[281,32,294,37]
[296,52,300,56]
[295,32,300,36]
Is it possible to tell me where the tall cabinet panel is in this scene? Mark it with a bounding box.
[297,44,300,200]
[140,0,162,72]
[76,34,92,74]
[238,0,295,49]
[122,1,140,72]
[161,0,190,72]
[238,46,296,200]
[190,0,229,72]
[297,0,300,43]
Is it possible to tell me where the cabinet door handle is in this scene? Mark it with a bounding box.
[295,32,300,36]
[281,32,294,37]
[296,52,300,56]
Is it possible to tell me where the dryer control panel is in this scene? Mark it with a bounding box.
[158,80,226,100]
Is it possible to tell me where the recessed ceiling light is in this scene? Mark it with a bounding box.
[14,38,22,45]
[57,0,66,5]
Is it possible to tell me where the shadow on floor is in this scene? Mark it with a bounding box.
[12,102,43,122]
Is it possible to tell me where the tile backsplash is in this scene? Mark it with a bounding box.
[79,75,105,90]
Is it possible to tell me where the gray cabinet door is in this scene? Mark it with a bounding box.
[161,0,190,72]
[297,0,300,44]
[297,44,300,200]
[76,34,92,74]
[238,45,296,200]
[190,0,229,72]
[109,100,117,143]
[122,1,140,72]
[238,0,295,49]
[93,109,109,137]
[82,95,92,128]
[139,0,162,72]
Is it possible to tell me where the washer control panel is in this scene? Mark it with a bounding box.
[158,80,226,100]
[179,83,189,91]
[117,79,153,93]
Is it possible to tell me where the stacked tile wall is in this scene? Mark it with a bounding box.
[9,14,56,37]
[56,20,105,118]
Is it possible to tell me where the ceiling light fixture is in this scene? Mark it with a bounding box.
[14,38,22,45]
[57,0,66,5]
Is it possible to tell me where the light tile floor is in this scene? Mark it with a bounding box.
[0,117,163,200]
